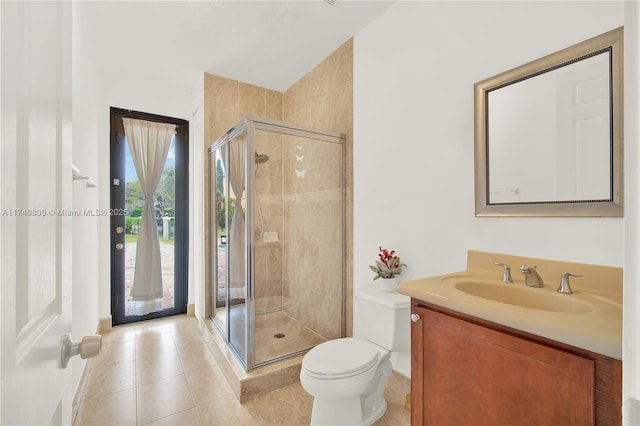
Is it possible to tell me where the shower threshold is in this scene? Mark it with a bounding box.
[205,311,326,402]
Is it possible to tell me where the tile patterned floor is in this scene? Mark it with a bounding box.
[73,315,410,425]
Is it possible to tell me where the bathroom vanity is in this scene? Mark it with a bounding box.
[399,251,622,426]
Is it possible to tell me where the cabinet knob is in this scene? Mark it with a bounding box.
[411,313,421,322]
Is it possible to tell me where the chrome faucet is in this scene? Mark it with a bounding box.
[493,262,513,283]
[520,265,544,288]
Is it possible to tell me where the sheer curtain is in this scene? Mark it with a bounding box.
[123,118,176,315]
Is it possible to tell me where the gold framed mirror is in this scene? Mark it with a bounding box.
[474,27,623,217]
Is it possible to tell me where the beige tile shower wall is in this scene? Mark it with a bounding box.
[204,74,283,147]
[282,190,344,340]
[282,39,354,337]
[203,74,284,316]
[204,36,353,336]
[254,129,285,314]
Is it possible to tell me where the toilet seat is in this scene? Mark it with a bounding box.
[302,338,381,379]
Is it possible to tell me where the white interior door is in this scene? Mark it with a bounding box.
[555,52,611,201]
[1,2,74,424]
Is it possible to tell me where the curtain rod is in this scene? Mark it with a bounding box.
[123,114,180,129]
[112,107,186,128]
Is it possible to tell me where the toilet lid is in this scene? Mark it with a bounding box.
[303,338,379,377]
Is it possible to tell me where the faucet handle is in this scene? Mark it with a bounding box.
[493,262,513,283]
[557,272,582,294]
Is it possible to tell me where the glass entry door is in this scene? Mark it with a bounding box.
[110,107,189,325]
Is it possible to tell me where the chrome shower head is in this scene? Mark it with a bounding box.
[255,152,270,165]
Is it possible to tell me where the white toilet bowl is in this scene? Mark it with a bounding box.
[300,285,410,425]
[300,337,392,425]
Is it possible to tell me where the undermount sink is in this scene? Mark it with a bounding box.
[444,276,594,314]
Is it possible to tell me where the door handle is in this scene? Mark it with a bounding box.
[411,313,421,322]
[60,334,102,368]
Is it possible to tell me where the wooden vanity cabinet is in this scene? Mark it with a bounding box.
[411,299,622,426]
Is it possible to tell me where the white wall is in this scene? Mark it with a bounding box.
[92,64,201,322]
[623,1,640,423]
[70,2,101,393]
[354,0,638,402]
[72,2,204,326]
[94,76,201,321]
[190,74,206,320]
[354,1,624,281]
[353,1,624,327]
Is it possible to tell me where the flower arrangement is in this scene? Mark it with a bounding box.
[369,246,407,280]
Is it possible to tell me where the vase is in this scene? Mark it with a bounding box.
[379,276,399,293]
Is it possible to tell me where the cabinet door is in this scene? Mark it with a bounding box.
[413,306,595,426]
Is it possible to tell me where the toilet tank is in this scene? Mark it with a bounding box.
[356,285,410,352]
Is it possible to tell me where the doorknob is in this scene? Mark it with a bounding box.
[60,334,102,368]
[411,313,421,322]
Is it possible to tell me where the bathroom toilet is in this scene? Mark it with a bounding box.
[300,285,410,425]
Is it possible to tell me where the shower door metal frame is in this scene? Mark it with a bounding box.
[209,120,252,369]
[208,138,229,346]
[208,115,346,370]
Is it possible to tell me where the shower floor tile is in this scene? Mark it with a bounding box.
[254,311,326,365]
[223,306,326,366]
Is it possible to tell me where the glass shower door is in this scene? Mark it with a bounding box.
[208,116,345,371]
[210,128,250,368]
[211,147,228,339]
[252,129,342,366]
[227,130,249,365]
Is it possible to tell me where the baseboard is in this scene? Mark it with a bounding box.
[186,303,195,316]
[73,318,106,424]
[98,316,112,334]
[71,357,92,425]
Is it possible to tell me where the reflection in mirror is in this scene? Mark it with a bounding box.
[475,27,623,216]
[488,52,610,204]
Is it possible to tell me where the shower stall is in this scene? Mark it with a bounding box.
[207,116,345,370]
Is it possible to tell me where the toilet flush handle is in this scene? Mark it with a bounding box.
[411,313,421,322]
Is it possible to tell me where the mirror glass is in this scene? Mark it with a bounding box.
[475,27,623,216]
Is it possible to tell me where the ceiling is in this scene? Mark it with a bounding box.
[78,1,395,93]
